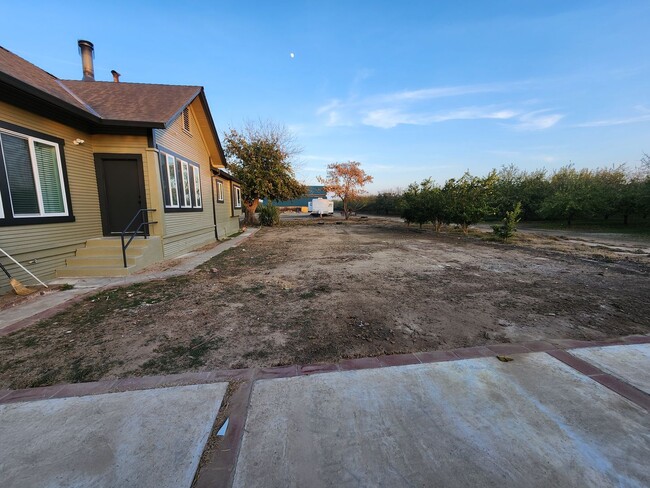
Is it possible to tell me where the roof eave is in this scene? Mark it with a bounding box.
[213,168,242,184]
[0,72,101,124]
[100,119,166,129]
[197,90,228,168]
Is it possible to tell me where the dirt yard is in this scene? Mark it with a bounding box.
[1,219,649,389]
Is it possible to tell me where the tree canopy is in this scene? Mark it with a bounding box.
[443,171,498,233]
[318,161,373,219]
[223,121,306,224]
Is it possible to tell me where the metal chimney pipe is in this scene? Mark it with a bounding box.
[111,70,121,83]
[77,40,95,81]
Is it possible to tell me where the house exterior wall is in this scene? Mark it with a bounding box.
[89,134,166,242]
[214,177,241,237]
[153,103,218,257]
[0,100,101,293]
[0,98,228,294]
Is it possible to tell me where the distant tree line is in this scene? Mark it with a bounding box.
[356,158,650,229]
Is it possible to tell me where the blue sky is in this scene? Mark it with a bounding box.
[2,1,649,192]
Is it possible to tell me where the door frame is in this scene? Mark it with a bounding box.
[94,153,147,236]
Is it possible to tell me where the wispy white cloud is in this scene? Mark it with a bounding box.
[316,80,560,130]
[373,82,519,103]
[511,110,564,131]
[362,107,519,129]
[574,113,650,128]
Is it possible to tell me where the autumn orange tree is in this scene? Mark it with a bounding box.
[318,161,373,219]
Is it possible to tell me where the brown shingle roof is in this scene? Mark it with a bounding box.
[0,44,225,165]
[0,46,92,115]
[0,46,203,128]
[60,80,202,126]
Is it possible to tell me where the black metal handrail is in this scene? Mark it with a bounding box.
[121,209,157,268]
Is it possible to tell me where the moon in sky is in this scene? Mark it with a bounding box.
[290,52,295,58]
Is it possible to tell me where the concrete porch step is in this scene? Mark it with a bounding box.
[75,247,145,258]
[55,265,132,277]
[55,237,163,278]
[65,256,137,267]
[83,238,150,248]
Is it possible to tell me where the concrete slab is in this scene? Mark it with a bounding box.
[571,344,650,394]
[0,383,227,488]
[233,354,649,488]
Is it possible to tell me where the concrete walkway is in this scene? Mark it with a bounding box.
[1,383,227,488]
[1,339,648,488]
[0,228,258,335]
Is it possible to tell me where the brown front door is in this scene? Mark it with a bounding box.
[94,154,146,236]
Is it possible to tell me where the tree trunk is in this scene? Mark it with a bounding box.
[244,200,260,226]
[343,199,350,220]
[623,213,629,225]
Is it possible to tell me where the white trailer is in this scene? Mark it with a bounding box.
[308,198,334,216]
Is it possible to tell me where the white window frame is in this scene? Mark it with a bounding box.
[216,180,224,202]
[0,128,69,218]
[180,160,192,208]
[159,150,203,211]
[233,185,242,209]
[0,192,4,219]
[165,154,179,208]
[192,165,202,208]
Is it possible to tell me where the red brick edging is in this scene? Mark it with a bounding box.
[1,334,648,406]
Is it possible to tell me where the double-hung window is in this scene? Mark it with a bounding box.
[233,185,242,209]
[164,154,179,207]
[180,160,192,208]
[0,124,71,224]
[159,149,202,211]
[216,180,224,203]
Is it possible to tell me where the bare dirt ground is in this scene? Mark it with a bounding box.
[1,219,649,389]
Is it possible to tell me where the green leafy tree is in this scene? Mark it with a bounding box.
[638,153,650,218]
[492,202,522,241]
[518,169,552,220]
[223,121,306,225]
[373,191,402,215]
[423,182,447,231]
[591,165,627,221]
[442,171,498,233]
[400,181,431,228]
[493,165,550,221]
[493,164,523,217]
[540,166,594,226]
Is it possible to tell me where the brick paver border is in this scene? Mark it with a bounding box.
[2,334,648,406]
[1,333,648,488]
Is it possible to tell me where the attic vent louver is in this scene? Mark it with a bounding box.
[182,107,190,132]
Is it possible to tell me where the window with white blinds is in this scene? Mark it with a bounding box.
[0,129,68,219]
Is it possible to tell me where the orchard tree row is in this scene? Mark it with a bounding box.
[362,158,650,228]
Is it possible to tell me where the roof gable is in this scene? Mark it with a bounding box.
[60,80,201,127]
